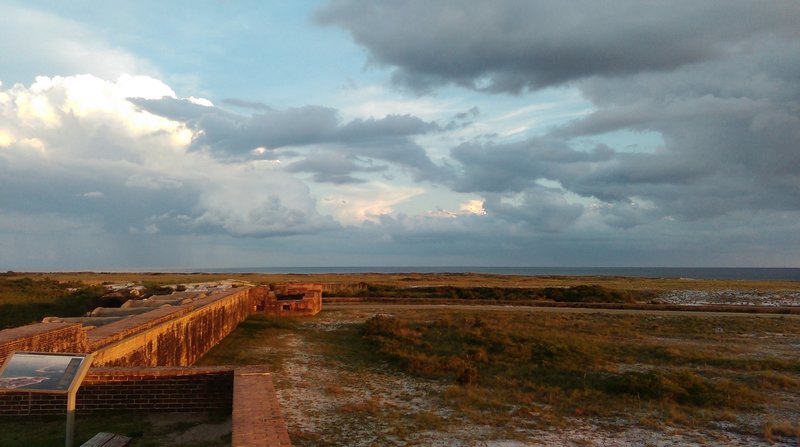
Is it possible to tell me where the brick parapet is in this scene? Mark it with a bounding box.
[86,306,193,352]
[0,323,87,365]
[90,288,255,367]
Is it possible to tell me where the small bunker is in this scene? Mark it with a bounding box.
[255,284,322,317]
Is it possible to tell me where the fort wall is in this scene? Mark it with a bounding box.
[89,287,255,367]
[0,284,307,446]
[0,322,87,366]
[260,284,322,317]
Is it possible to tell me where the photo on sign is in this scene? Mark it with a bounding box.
[0,354,86,391]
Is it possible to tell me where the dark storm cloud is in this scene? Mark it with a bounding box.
[483,189,584,233]
[317,0,800,93]
[450,138,613,193]
[285,152,387,184]
[336,114,439,141]
[221,98,271,111]
[132,97,447,182]
[554,38,800,220]
[0,153,195,234]
[318,0,800,228]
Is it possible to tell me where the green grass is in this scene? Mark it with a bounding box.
[197,315,301,368]
[0,277,106,329]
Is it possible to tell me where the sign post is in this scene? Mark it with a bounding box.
[0,352,94,447]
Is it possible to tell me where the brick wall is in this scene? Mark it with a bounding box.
[0,367,233,415]
[263,284,322,317]
[0,323,87,365]
[90,288,256,367]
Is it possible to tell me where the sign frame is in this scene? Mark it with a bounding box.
[0,351,94,447]
[0,351,93,394]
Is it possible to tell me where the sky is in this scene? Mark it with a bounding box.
[1,0,799,270]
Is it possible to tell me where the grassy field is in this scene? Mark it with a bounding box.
[3,270,799,330]
[199,307,800,446]
[8,270,800,291]
[360,311,796,419]
[3,271,800,444]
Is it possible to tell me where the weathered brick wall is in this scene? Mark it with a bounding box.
[0,323,87,365]
[0,367,233,415]
[263,284,322,317]
[90,288,256,367]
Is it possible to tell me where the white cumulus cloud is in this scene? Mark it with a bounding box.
[0,74,333,239]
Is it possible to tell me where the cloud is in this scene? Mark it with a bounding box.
[191,163,337,237]
[221,98,271,111]
[450,138,613,193]
[0,74,335,239]
[317,0,800,94]
[553,38,800,220]
[319,182,424,224]
[132,97,449,183]
[484,188,584,233]
[319,1,800,230]
[0,3,156,83]
[286,152,386,184]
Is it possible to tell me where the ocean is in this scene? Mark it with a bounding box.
[199,267,800,281]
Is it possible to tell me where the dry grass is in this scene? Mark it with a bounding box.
[360,311,791,425]
[763,417,800,444]
[199,304,800,445]
[11,270,800,292]
[6,271,799,445]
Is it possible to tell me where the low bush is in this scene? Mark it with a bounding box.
[361,313,766,413]
[338,283,651,303]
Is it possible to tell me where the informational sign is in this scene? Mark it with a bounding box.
[0,352,94,447]
[0,352,91,393]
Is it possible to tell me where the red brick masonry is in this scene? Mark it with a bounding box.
[0,322,87,365]
[1,366,294,447]
[0,367,233,416]
[232,367,291,447]
[0,287,297,446]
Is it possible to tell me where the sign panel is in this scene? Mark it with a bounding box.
[0,352,90,393]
